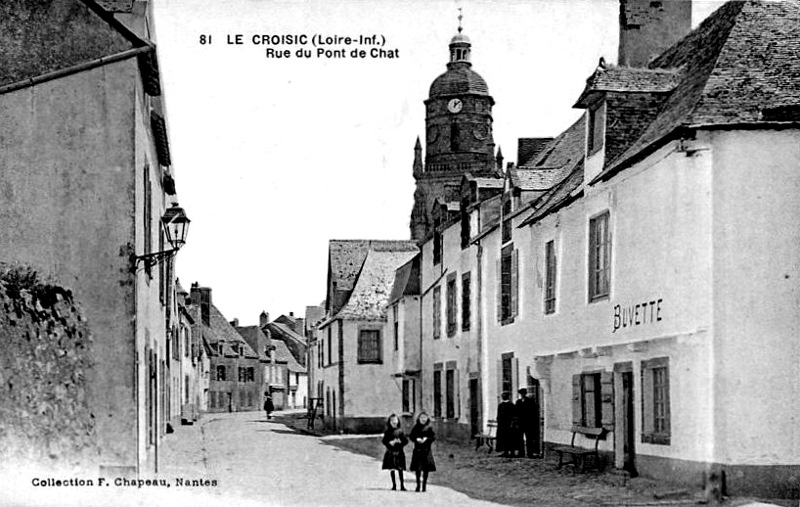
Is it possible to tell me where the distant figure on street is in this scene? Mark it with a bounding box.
[496,391,517,458]
[516,388,540,458]
[381,413,408,491]
[264,393,274,420]
[409,411,436,492]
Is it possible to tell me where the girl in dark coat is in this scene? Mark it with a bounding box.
[409,411,436,492]
[381,413,408,491]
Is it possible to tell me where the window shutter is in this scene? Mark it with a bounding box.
[511,249,519,317]
[641,364,653,441]
[600,371,614,429]
[456,369,461,419]
[497,359,503,403]
[511,357,519,395]
[572,374,582,428]
[496,259,502,322]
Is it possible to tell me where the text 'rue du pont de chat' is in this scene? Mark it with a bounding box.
[205,33,399,59]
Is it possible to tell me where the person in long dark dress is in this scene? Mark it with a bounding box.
[381,413,408,491]
[409,411,436,492]
[496,391,516,457]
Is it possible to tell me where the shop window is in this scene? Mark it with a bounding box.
[642,357,671,445]
[572,371,614,428]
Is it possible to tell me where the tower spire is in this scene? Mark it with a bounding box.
[413,136,423,176]
[448,8,471,66]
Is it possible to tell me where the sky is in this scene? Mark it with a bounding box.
[152,0,723,326]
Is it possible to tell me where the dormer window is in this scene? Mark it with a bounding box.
[587,101,605,156]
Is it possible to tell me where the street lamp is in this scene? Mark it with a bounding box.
[135,203,191,269]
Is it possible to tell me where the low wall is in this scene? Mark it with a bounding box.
[0,265,96,469]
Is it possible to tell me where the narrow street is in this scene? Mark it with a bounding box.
[155,410,504,507]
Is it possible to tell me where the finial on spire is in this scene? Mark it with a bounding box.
[458,8,463,33]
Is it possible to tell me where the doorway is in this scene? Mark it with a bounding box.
[614,362,637,476]
[469,378,479,437]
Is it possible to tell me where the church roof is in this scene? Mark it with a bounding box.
[429,66,489,98]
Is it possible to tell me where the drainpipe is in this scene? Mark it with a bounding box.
[476,242,486,431]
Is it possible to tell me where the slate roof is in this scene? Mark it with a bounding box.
[200,304,259,360]
[265,321,307,347]
[575,66,680,107]
[0,0,151,92]
[235,325,269,361]
[388,254,421,305]
[430,65,490,98]
[509,167,562,191]
[598,0,800,180]
[273,340,306,374]
[516,116,587,228]
[517,138,554,166]
[334,243,418,321]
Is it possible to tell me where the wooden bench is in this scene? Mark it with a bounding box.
[553,426,609,471]
[474,420,498,453]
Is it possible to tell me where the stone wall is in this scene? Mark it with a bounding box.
[0,265,96,468]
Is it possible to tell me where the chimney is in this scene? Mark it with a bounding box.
[259,311,269,327]
[230,318,239,327]
[190,284,212,327]
[289,311,294,317]
[618,0,691,68]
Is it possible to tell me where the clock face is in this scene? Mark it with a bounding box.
[447,98,463,113]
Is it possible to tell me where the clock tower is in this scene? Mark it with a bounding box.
[411,19,499,241]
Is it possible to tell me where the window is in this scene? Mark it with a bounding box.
[445,368,456,419]
[433,367,442,418]
[433,286,441,339]
[582,373,601,427]
[238,367,246,383]
[498,245,519,324]
[216,365,226,381]
[588,211,611,301]
[642,357,671,445]
[327,327,332,365]
[501,354,514,395]
[320,338,325,367]
[357,329,381,363]
[501,199,513,244]
[393,305,399,351]
[184,376,190,405]
[572,371,613,429]
[461,272,471,331]
[446,274,457,337]
[587,102,605,155]
[544,240,557,314]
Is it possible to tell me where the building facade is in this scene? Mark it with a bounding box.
[0,0,185,474]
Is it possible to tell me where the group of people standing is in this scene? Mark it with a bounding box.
[381,412,436,492]
[496,388,541,458]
